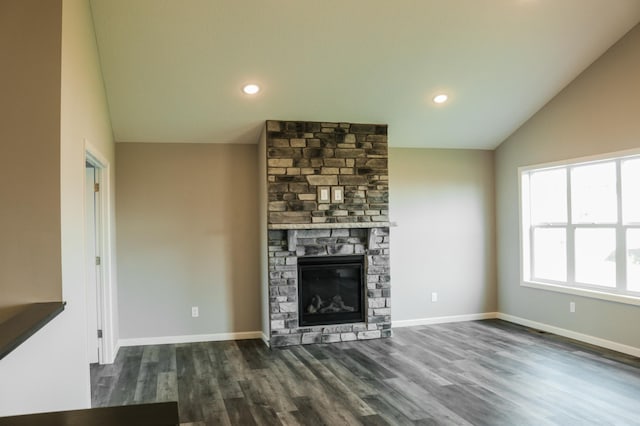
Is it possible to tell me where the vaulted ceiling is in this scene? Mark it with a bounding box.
[90,0,640,149]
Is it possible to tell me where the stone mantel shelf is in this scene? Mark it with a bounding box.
[268,222,396,230]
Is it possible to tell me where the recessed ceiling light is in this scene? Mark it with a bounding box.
[433,94,448,104]
[242,84,260,95]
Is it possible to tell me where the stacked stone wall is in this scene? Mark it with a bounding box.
[265,120,391,347]
[266,120,389,225]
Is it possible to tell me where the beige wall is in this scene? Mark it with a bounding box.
[0,0,115,415]
[0,0,63,311]
[389,148,497,322]
[495,24,640,348]
[116,143,261,339]
[116,144,496,339]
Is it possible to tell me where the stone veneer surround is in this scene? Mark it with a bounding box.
[268,227,391,347]
[264,120,391,347]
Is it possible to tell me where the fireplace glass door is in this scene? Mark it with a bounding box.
[298,255,365,326]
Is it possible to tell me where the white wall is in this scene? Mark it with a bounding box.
[389,148,497,323]
[495,24,640,349]
[60,0,118,363]
[0,0,115,416]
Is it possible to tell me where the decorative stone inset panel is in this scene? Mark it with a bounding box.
[266,120,389,226]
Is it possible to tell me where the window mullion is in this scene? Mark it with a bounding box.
[616,159,626,291]
[567,168,575,284]
[530,226,535,281]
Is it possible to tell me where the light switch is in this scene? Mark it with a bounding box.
[318,186,330,203]
[331,186,344,203]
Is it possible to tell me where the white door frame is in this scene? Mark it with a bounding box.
[85,165,101,363]
[85,140,116,364]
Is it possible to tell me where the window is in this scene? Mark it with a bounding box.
[520,150,640,304]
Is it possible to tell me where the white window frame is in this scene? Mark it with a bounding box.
[519,148,640,306]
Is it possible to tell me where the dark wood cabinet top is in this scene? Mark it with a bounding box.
[0,402,179,425]
[0,302,65,361]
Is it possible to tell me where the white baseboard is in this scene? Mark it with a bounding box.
[116,315,640,359]
[261,332,270,347]
[111,341,121,363]
[118,331,263,347]
[392,312,498,328]
[497,313,640,358]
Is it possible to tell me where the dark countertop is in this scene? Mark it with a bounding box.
[0,302,65,361]
[0,402,179,426]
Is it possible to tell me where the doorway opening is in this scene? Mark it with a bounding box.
[85,145,115,364]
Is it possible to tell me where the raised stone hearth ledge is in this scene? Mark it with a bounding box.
[268,221,396,230]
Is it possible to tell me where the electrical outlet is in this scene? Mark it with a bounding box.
[569,302,575,313]
[192,306,199,317]
[431,292,438,302]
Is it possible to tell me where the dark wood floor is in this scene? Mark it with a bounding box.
[91,320,640,425]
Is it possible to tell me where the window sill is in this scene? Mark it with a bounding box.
[522,280,640,307]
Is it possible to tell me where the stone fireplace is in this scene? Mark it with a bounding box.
[263,120,391,347]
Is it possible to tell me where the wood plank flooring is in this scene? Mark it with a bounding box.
[91,320,640,425]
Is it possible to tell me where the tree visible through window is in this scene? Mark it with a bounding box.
[520,152,640,298]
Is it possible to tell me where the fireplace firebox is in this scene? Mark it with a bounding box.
[298,255,365,326]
